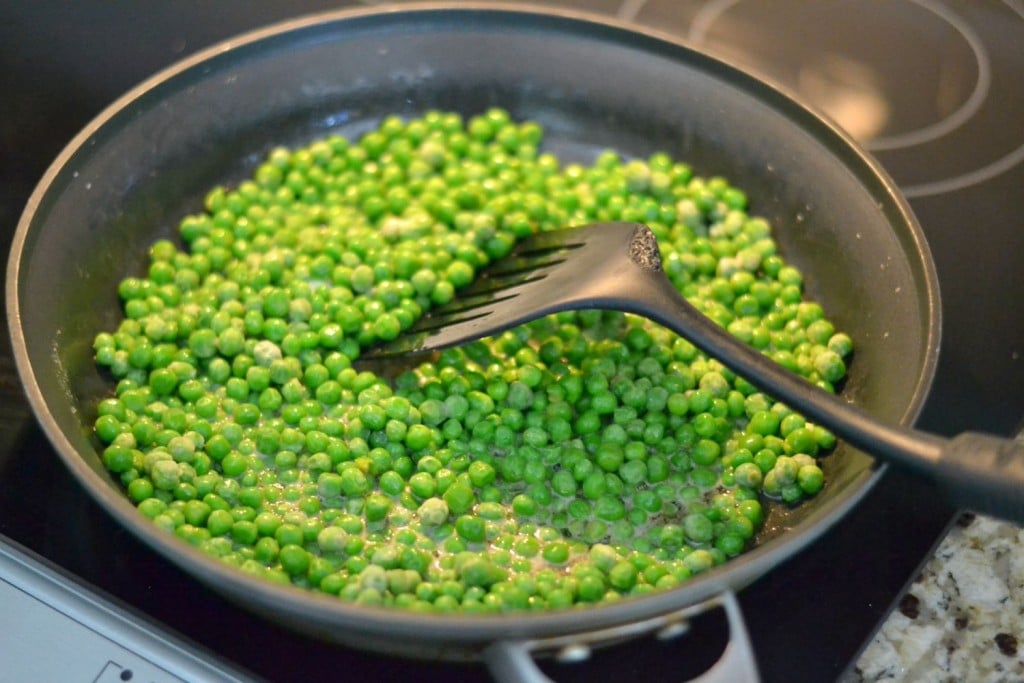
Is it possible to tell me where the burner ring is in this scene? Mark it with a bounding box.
[688,0,990,151]
[866,0,989,151]
[902,141,1024,198]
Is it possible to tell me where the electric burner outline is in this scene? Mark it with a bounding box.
[635,0,1024,197]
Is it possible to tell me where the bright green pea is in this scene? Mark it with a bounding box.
[541,541,570,565]
[339,467,370,496]
[279,544,310,576]
[747,410,780,436]
[231,520,258,546]
[365,493,392,522]
[797,464,825,495]
[511,494,537,517]
[443,482,475,515]
[409,472,436,500]
[467,461,496,488]
[691,439,721,466]
[126,476,154,502]
[404,424,433,451]
[206,509,234,536]
[608,561,638,591]
[102,444,134,472]
[455,515,486,543]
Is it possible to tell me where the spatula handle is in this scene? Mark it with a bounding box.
[636,273,1024,522]
[934,433,1024,521]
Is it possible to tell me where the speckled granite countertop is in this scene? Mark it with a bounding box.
[849,512,1024,682]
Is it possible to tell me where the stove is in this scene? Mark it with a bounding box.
[2,2,1022,681]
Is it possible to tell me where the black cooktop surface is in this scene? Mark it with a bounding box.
[3,2,1022,682]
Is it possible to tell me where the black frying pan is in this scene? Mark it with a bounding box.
[5,4,946,679]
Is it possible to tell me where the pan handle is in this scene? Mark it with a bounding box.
[483,591,759,683]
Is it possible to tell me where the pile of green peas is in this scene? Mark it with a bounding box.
[92,108,852,613]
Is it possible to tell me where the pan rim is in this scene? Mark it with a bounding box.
[5,2,941,647]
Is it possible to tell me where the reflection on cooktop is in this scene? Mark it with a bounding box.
[687,1,981,147]
[629,0,1024,197]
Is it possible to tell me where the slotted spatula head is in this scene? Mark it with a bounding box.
[365,222,663,357]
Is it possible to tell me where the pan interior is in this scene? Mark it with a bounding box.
[9,7,936,650]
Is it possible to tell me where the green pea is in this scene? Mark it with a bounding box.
[460,558,507,588]
[542,541,570,565]
[443,482,475,515]
[691,439,721,466]
[205,509,234,536]
[417,497,449,526]
[797,464,825,495]
[339,468,371,496]
[581,471,607,500]
[683,513,714,544]
[455,515,486,543]
[577,575,605,602]
[593,496,626,521]
[608,561,638,591]
[126,476,154,502]
[753,448,777,474]
[747,410,780,436]
[511,494,538,517]
[734,462,763,488]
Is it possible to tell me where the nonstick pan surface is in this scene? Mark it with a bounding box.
[6,4,939,659]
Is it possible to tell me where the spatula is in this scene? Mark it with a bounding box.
[365,221,1024,521]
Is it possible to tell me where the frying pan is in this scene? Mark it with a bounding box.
[6,4,944,680]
